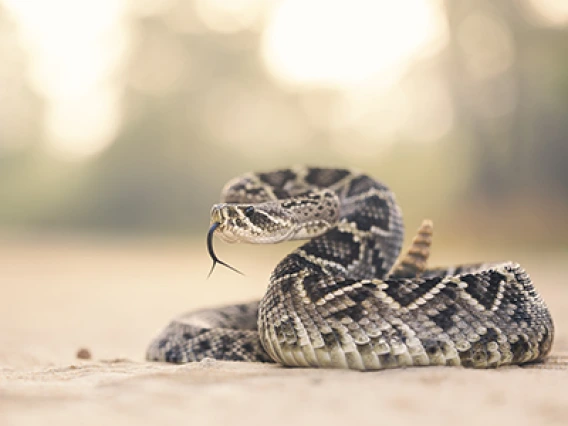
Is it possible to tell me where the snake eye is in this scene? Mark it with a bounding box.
[244,206,255,217]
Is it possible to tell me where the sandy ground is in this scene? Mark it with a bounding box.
[1,237,567,426]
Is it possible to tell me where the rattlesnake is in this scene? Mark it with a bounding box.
[147,167,554,370]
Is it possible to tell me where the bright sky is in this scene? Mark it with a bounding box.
[2,0,567,161]
[262,0,446,88]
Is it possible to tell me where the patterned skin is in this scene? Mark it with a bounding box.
[147,167,554,370]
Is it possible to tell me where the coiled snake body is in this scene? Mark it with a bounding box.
[147,167,554,370]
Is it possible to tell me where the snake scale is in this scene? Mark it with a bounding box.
[147,167,554,370]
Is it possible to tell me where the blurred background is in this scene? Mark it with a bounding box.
[1,0,567,245]
[0,0,567,364]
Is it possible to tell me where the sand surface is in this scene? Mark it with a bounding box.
[1,238,567,426]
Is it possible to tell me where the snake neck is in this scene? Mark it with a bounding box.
[272,176,405,284]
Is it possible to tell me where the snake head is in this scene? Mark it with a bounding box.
[210,202,297,244]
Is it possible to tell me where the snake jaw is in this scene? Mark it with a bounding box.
[210,205,239,238]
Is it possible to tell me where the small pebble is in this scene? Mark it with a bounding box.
[76,348,92,360]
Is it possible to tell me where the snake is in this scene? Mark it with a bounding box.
[146,167,554,370]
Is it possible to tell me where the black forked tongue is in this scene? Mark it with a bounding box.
[207,222,244,278]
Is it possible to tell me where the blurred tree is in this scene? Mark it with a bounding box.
[0,5,49,228]
[444,0,568,199]
[0,6,44,158]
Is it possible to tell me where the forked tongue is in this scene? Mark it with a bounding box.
[207,222,244,278]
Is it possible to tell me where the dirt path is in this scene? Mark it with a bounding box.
[1,239,567,426]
